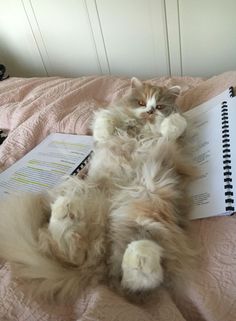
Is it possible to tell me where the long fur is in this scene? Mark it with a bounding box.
[0,78,198,302]
[0,186,109,302]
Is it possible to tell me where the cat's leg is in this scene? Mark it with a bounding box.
[49,192,83,239]
[48,195,76,243]
[92,109,116,143]
[47,195,85,263]
[160,113,187,140]
[121,239,163,291]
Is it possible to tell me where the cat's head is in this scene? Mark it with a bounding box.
[124,77,181,118]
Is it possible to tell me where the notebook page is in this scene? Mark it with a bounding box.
[0,133,93,197]
[189,104,226,219]
[227,98,236,210]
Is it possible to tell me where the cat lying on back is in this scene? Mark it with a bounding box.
[0,77,197,302]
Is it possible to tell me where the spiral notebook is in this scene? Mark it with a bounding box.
[185,87,236,219]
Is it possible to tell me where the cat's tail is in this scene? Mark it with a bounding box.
[0,193,90,302]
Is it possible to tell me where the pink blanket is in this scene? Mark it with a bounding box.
[0,72,236,320]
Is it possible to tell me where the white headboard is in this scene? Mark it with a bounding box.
[1,0,236,78]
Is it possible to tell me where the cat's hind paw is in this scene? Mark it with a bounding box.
[48,196,76,241]
[121,240,163,292]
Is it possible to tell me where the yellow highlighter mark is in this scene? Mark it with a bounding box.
[13,177,49,187]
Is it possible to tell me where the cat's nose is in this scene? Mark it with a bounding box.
[148,107,155,114]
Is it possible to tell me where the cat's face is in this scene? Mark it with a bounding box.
[125,77,180,118]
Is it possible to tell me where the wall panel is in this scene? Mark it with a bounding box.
[178,0,236,77]
[28,0,102,77]
[1,0,235,78]
[95,0,170,78]
[0,0,46,77]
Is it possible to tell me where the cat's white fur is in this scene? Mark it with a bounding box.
[121,240,163,291]
[160,113,187,140]
[0,77,196,302]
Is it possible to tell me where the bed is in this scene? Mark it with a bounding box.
[0,71,236,321]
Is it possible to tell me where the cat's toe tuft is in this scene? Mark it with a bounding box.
[121,240,163,292]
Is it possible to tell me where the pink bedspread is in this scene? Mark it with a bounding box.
[0,72,236,320]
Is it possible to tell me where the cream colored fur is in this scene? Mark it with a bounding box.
[121,240,163,291]
[0,78,197,302]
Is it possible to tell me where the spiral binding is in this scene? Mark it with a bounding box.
[229,86,234,98]
[221,97,234,212]
[71,151,93,176]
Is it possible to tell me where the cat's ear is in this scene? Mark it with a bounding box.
[167,85,181,96]
[164,86,181,104]
[131,77,143,89]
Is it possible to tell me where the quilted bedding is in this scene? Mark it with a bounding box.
[0,72,236,321]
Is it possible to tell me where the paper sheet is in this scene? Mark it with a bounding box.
[0,133,93,197]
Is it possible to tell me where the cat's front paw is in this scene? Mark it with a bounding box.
[160,113,187,140]
[121,240,163,292]
[92,110,115,143]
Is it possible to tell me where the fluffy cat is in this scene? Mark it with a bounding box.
[0,78,197,302]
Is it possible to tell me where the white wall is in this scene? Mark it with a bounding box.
[0,0,46,77]
[0,0,236,78]
[94,0,169,77]
[178,0,236,77]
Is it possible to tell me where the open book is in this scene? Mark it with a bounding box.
[185,87,235,219]
[0,133,93,197]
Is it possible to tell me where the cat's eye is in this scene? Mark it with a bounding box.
[138,100,146,107]
[156,104,165,110]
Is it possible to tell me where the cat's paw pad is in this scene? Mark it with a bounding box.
[160,113,187,140]
[121,240,163,292]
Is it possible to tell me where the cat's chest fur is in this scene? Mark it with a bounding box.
[125,112,179,140]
